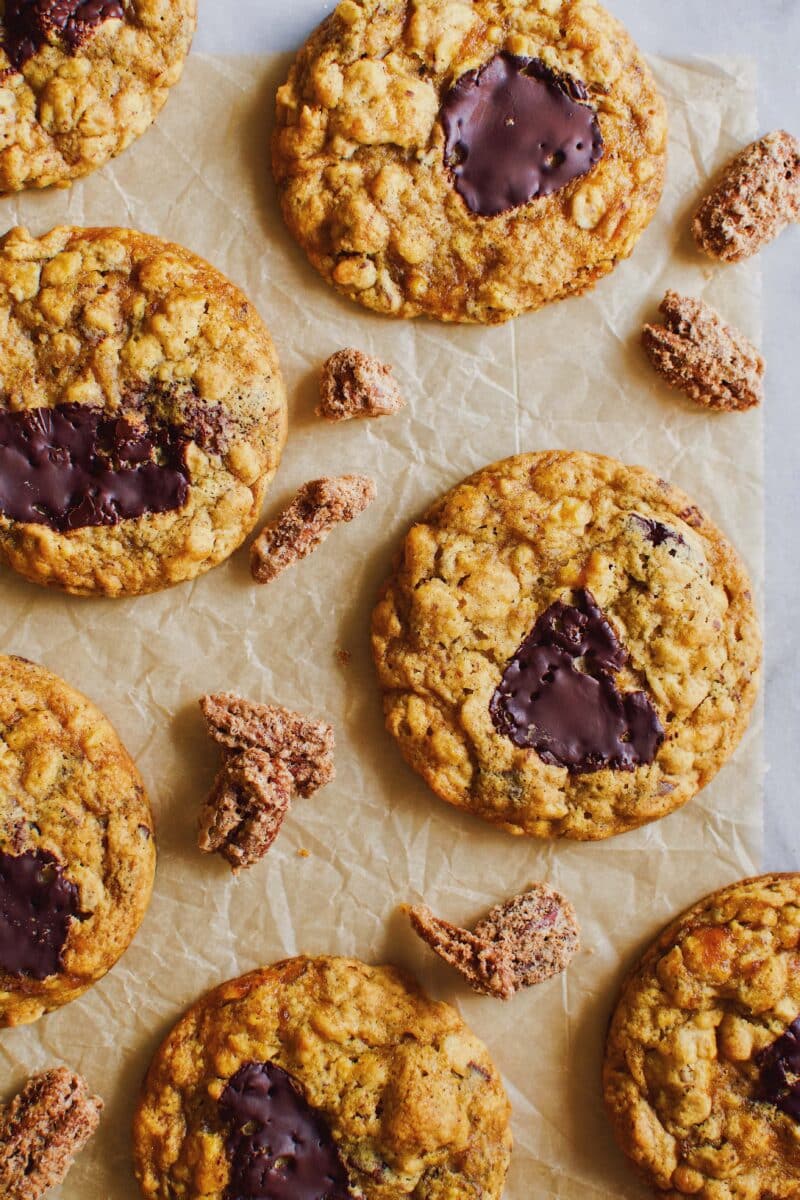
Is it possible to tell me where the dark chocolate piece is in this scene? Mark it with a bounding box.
[0,850,80,980]
[0,403,190,532]
[630,514,686,549]
[440,53,604,217]
[220,1062,351,1200]
[756,1016,800,1122]
[489,589,664,772]
[3,0,124,71]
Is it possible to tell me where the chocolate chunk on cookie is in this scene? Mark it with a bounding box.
[1,1,196,193]
[372,451,761,839]
[0,226,286,596]
[250,476,375,585]
[318,349,405,421]
[0,1068,102,1200]
[0,849,80,981]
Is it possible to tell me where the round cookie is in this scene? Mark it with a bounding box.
[272,0,667,324]
[0,654,155,1027]
[371,450,761,840]
[603,874,800,1199]
[0,225,287,596]
[133,955,512,1200]
[0,0,197,193]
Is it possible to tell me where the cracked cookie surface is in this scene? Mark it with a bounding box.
[272,0,667,323]
[371,451,761,840]
[133,955,512,1200]
[0,654,155,1027]
[603,874,800,1199]
[0,225,287,596]
[0,0,197,193]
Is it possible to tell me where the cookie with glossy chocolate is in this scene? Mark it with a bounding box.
[133,956,511,1200]
[0,0,196,193]
[371,451,761,839]
[604,874,800,1198]
[0,225,287,596]
[0,655,155,1027]
[273,0,667,323]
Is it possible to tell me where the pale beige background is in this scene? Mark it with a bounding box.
[0,54,762,1199]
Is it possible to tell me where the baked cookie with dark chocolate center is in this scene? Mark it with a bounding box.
[371,450,761,839]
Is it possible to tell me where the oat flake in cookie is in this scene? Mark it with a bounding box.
[371,451,761,840]
[604,874,800,1199]
[133,956,511,1200]
[0,655,155,1027]
[0,0,197,193]
[0,226,287,596]
[273,0,667,323]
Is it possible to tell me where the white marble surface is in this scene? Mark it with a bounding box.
[195,0,800,871]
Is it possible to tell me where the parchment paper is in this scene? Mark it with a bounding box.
[0,54,763,1199]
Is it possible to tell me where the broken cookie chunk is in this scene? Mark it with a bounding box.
[693,130,800,263]
[407,884,580,999]
[200,693,335,797]
[198,750,294,873]
[250,475,376,584]
[0,1068,102,1200]
[318,349,405,421]
[642,291,764,411]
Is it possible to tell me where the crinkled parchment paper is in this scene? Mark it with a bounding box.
[0,53,762,1200]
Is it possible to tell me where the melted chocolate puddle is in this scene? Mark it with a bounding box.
[489,589,664,772]
[0,849,81,980]
[756,1016,800,1122]
[0,402,190,532]
[440,53,604,217]
[3,0,125,71]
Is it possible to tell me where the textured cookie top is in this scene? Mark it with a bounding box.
[0,225,287,595]
[0,654,155,1027]
[0,0,197,193]
[133,955,512,1200]
[603,874,800,1199]
[273,0,667,323]
[371,451,761,840]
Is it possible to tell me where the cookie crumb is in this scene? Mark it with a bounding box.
[198,749,294,872]
[642,291,764,411]
[200,693,335,797]
[318,349,405,421]
[297,848,311,858]
[407,884,580,999]
[693,130,800,262]
[0,1068,102,1200]
[250,475,376,585]
[335,649,352,667]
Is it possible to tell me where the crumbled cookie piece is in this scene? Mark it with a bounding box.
[197,750,294,873]
[407,884,579,999]
[472,884,581,989]
[318,349,406,421]
[200,693,335,797]
[407,905,516,1000]
[0,1067,102,1200]
[642,291,764,411]
[693,131,800,262]
[250,476,376,584]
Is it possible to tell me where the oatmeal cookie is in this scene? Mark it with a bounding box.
[603,874,800,1199]
[0,0,197,193]
[0,225,287,596]
[133,955,512,1200]
[273,0,667,323]
[371,451,761,839]
[0,654,155,1027]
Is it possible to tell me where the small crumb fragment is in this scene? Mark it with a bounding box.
[200,693,335,797]
[642,290,764,411]
[198,749,294,872]
[318,348,406,421]
[335,649,352,667]
[693,130,800,262]
[407,905,516,999]
[297,848,310,859]
[0,1068,102,1200]
[406,884,580,999]
[250,475,376,585]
